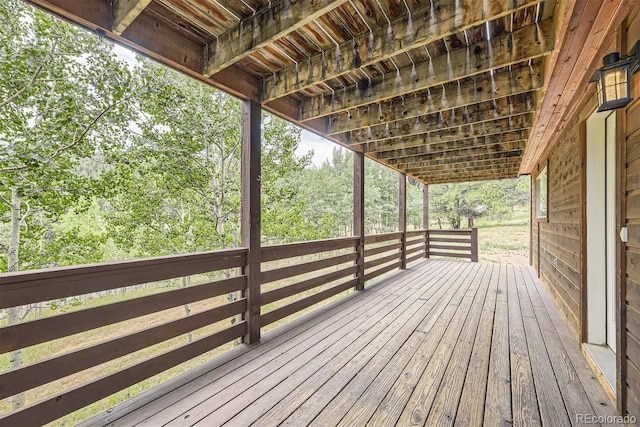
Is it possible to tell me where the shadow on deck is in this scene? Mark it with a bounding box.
[86,260,615,426]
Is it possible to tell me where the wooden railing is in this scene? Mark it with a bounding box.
[0,249,248,426]
[0,229,477,425]
[427,228,478,262]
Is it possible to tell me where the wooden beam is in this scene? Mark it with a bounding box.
[407,158,523,173]
[411,167,521,180]
[327,62,543,134]
[241,99,261,344]
[354,151,365,291]
[300,20,553,121]
[359,111,534,147]
[204,0,348,76]
[418,172,520,184]
[399,173,407,270]
[262,0,543,102]
[329,85,542,140]
[404,155,522,171]
[414,168,521,183]
[367,129,530,153]
[383,141,526,165]
[378,140,527,162]
[112,0,152,34]
[394,149,523,169]
[520,0,634,173]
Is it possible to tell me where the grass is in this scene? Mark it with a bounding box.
[476,207,530,265]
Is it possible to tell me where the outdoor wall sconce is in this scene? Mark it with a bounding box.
[590,41,640,112]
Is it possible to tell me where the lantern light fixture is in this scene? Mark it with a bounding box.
[590,41,640,112]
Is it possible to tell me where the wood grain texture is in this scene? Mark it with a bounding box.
[62,260,620,427]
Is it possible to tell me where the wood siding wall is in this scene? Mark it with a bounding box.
[532,98,592,337]
[533,7,640,418]
[624,9,640,418]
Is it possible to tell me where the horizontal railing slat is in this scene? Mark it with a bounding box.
[429,251,473,259]
[363,232,403,244]
[405,245,424,256]
[0,248,247,309]
[427,230,472,236]
[406,252,426,264]
[260,237,358,262]
[405,230,427,237]
[406,238,426,247]
[0,299,247,400]
[363,242,402,258]
[429,244,472,251]
[261,279,357,326]
[260,252,358,284]
[261,266,358,305]
[0,276,246,354]
[364,260,402,282]
[0,322,247,427]
[429,237,472,244]
[364,252,402,270]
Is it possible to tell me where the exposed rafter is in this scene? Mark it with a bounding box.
[261,0,542,102]
[390,149,524,168]
[348,106,534,145]
[382,141,526,164]
[327,65,542,135]
[406,156,524,169]
[112,0,152,35]
[300,20,552,121]
[368,132,527,157]
[366,129,530,153]
[203,0,349,77]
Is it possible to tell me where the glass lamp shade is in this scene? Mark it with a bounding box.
[594,53,633,112]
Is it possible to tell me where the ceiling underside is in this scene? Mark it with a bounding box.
[25,0,558,184]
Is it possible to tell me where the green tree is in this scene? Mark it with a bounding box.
[0,0,135,410]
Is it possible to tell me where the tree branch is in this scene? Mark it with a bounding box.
[0,93,135,174]
[0,40,57,110]
[0,192,12,208]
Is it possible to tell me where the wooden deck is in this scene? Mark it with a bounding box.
[90,260,616,427]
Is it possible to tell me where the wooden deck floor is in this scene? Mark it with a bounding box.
[92,260,617,427]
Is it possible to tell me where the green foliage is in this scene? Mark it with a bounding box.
[0,0,135,271]
[428,176,531,229]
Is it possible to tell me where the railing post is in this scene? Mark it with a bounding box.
[399,173,407,269]
[241,99,261,343]
[423,184,429,258]
[425,230,430,258]
[470,227,479,262]
[354,151,365,290]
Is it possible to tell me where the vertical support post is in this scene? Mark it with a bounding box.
[470,227,479,262]
[423,184,430,258]
[241,99,261,344]
[354,151,365,290]
[399,173,407,269]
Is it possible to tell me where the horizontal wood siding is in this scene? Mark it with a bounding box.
[625,8,640,418]
[532,96,594,338]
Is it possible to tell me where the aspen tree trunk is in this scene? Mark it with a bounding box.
[7,187,25,410]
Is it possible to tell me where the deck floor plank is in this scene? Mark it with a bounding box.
[507,265,542,427]
[108,262,438,427]
[92,260,618,427]
[390,263,492,426]
[515,266,571,426]
[334,262,478,427]
[483,264,513,427]
[424,263,498,426]
[453,263,499,426]
[247,261,468,427]
[128,261,441,426]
